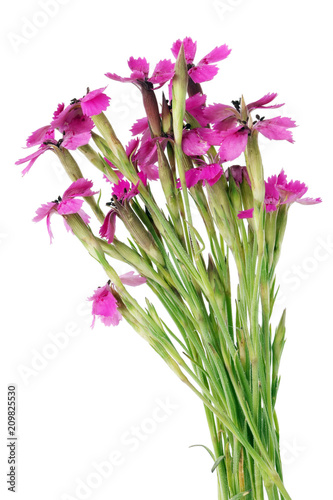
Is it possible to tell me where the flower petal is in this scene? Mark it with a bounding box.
[189,64,219,83]
[80,87,111,116]
[198,44,231,65]
[247,93,284,112]
[120,271,146,286]
[219,128,249,162]
[171,37,197,64]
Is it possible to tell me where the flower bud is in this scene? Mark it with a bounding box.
[161,92,172,135]
[117,201,165,266]
[172,43,188,145]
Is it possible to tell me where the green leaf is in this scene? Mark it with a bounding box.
[185,220,206,255]
[189,444,215,461]
[211,454,225,473]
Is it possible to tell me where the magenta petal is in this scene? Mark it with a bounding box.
[80,87,111,116]
[128,57,149,76]
[183,128,221,156]
[186,93,208,126]
[171,37,197,64]
[255,117,297,142]
[57,199,83,215]
[198,44,231,64]
[33,202,57,222]
[238,208,254,219]
[204,103,236,123]
[297,197,322,205]
[202,163,223,186]
[131,117,149,136]
[46,213,54,244]
[77,209,91,225]
[100,210,117,244]
[52,103,65,120]
[120,271,146,286]
[150,59,174,85]
[140,162,159,181]
[26,125,54,147]
[219,128,249,162]
[16,146,51,176]
[184,168,204,188]
[88,284,122,327]
[265,204,277,212]
[125,138,140,158]
[63,178,97,199]
[189,64,219,83]
[247,93,284,111]
[62,131,92,149]
[182,129,211,156]
[105,72,134,83]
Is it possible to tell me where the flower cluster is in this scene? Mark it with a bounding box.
[18,36,321,329]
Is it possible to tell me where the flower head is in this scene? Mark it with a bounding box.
[177,162,223,189]
[106,57,174,89]
[171,37,231,84]
[16,88,110,174]
[237,170,321,218]
[88,272,146,328]
[88,283,122,328]
[204,93,297,162]
[99,174,146,244]
[33,178,97,243]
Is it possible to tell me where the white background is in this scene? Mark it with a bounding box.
[1,0,332,499]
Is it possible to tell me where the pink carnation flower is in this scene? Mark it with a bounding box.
[88,283,122,328]
[100,174,146,244]
[106,57,174,89]
[237,170,321,219]
[88,272,146,328]
[171,37,231,84]
[33,178,97,243]
[16,88,110,174]
[177,162,223,189]
[204,93,297,162]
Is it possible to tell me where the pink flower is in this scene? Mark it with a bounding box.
[88,283,122,328]
[204,93,296,162]
[237,170,321,218]
[177,162,223,189]
[33,179,97,243]
[88,272,146,328]
[267,170,322,206]
[106,57,174,89]
[16,89,111,174]
[100,175,146,244]
[171,37,231,84]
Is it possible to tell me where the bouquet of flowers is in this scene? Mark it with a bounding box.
[17,37,321,500]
